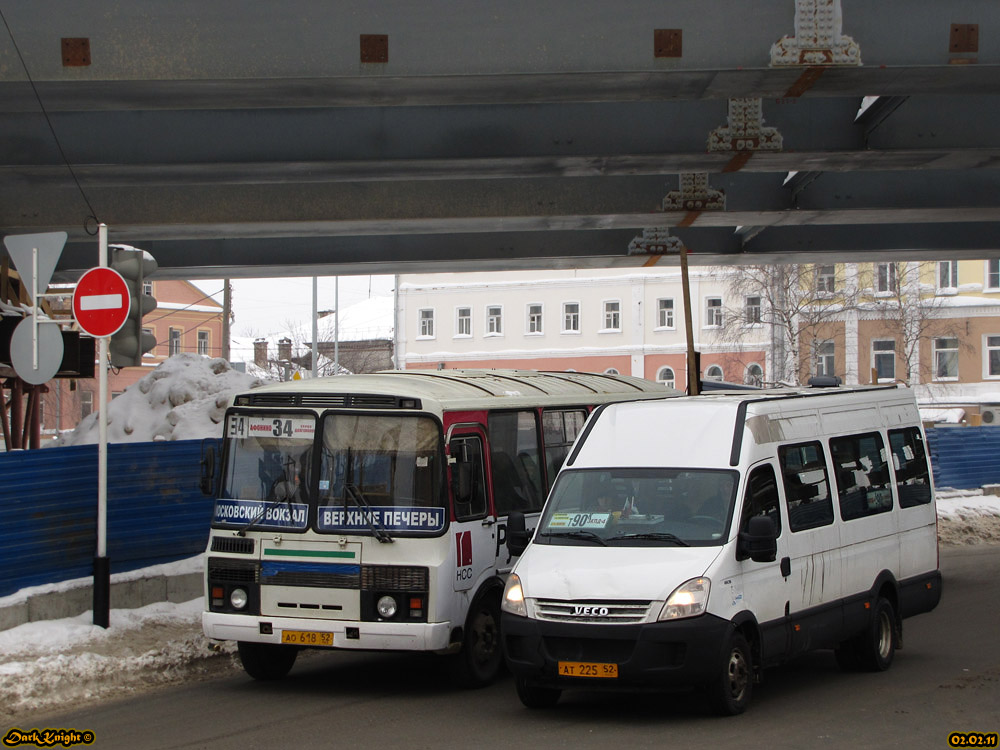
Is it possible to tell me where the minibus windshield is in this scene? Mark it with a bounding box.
[315,413,447,536]
[537,468,738,546]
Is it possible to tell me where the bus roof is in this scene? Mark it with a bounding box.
[231,369,677,411]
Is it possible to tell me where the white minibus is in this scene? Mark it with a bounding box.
[199,369,673,686]
[501,384,941,714]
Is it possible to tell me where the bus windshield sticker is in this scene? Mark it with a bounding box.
[212,498,309,530]
[227,415,315,440]
[548,512,612,530]
[318,506,446,533]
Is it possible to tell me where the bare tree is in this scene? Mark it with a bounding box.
[715,264,864,385]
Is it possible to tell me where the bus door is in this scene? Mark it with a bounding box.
[448,429,494,592]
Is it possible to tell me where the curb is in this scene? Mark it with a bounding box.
[0,571,203,632]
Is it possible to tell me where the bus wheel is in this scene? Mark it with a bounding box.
[237,641,298,680]
[707,632,753,716]
[451,594,503,688]
[516,677,561,709]
[857,597,896,672]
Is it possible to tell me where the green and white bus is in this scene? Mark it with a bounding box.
[201,369,674,685]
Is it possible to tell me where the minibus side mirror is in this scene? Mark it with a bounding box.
[507,510,530,557]
[738,515,778,563]
[452,462,473,504]
[200,440,218,496]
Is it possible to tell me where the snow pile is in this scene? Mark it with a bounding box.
[936,488,1000,546]
[49,353,267,446]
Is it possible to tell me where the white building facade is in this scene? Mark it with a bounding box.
[396,268,771,390]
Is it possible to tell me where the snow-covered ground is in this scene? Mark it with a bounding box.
[1,490,997,724]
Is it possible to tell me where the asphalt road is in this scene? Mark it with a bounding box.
[10,545,1000,750]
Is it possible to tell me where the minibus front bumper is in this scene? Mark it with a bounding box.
[501,611,732,689]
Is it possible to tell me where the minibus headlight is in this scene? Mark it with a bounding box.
[501,574,527,617]
[229,587,248,610]
[657,577,710,621]
[377,595,398,619]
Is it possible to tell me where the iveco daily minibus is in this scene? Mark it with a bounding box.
[501,384,941,714]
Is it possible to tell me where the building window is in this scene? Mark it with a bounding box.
[933,337,959,380]
[705,297,723,327]
[745,363,763,387]
[815,265,836,294]
[815,340,835,377]
[656,298,674,329]
[987,260,1000,291]
[987,335,1000,378]
[168,328,182,356]
[602,300,621,331]
[562,302,580,333]
[872,339,895,382]
[744,295,761,325]
[527,304,543,334]
[143,280,152,296]
[197,330,209,355]
[656,366,675,388]
[876,263,898,294]
[455,307,471,337]
[418,309,435,338]
[705,364,724,381]
[604,368,619,375]
[486,305,503,336]
[938,260,959,290]
[80,391,93,420]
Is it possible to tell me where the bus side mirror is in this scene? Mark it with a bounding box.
[200,440,218,496]
[507,510,530,557]
[737,515,777,563]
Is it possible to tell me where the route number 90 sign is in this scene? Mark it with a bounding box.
[226,415,315,440]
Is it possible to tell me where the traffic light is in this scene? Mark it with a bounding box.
[109,245,158,367]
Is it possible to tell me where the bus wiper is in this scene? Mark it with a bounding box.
[606,532,690,546]
[538,530,607,546]
[345,483,394,544]
[236,493,289,537]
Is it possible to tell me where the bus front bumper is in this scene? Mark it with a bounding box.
[203,611,454,653]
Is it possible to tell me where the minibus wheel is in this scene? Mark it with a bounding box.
[237,641,298,680]
[857,597,896,672]
[515,677,561,709]
[451,593,503,688]
[707,632,752,716]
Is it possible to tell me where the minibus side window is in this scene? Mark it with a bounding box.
[488,411,544,516]
[888,427,932,508]
[450,435,488,521]
[740,464,782,535]
[830,432,894,521]
[541,409,588,491]
[778,441,835,531]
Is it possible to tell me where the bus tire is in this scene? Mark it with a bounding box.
[515,677,561,709]
[857,597,896,672]
[450,592,504,688]
[237,641,298,681]
[707,631,753,716]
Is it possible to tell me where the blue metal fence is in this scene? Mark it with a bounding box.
[925,426,1000,491]
[0,439,220,598]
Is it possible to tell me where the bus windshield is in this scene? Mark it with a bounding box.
[214,414,316,531]
[316,413,446,535]
[536,468,738,547]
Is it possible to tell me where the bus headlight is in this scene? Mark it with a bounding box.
[501,574,527,617]
[657,577,710,621]
[377,595,398,619]
[229,587,248,610]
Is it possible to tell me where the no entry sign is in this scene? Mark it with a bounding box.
[73,266,131,337]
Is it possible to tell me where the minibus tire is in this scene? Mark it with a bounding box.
[450,593,504,688]
[707,632,753,716]
[516,677,561,709]
[237,641,298,680]
[857,597,896,672]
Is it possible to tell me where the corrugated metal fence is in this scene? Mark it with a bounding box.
[925,426,1000,491]
[0,439,220,598]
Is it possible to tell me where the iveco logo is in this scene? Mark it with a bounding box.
[572,605,609,617]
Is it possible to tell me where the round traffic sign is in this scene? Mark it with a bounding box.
[73,267,131,337]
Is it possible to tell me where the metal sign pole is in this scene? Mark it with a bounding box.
[94,224,111,628]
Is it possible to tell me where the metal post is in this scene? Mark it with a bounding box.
[94,224,110,629]
[679,244,700,395]
[221,279,231,362]
[334,277,339,373]
[311,277,319,377]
